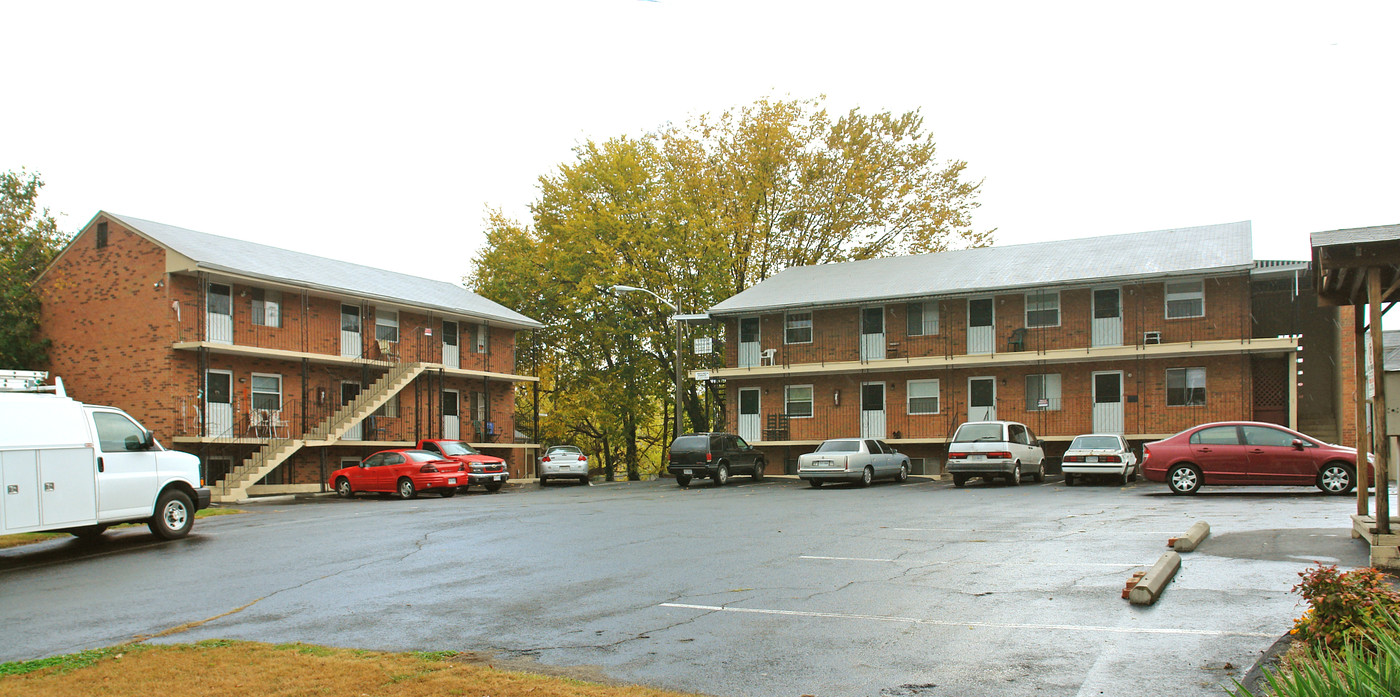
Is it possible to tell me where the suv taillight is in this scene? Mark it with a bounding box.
[987,451,1013,459]
[706,452,712,462]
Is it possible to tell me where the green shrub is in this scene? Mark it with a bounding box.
[1290,564,1400,654]
[1230,609,1400,696]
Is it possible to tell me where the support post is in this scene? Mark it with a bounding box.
[1370,269,1391,534]
[1357,304,1371,516]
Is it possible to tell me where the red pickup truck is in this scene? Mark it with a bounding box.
[417,439,509,492]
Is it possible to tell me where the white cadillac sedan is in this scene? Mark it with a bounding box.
[1061,433,1138,486]
[798,438,911,488]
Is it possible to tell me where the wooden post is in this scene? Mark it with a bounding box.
[1369,269,1390,534]
[1357,304,1371,516]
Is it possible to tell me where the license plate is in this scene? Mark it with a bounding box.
[971,454,984,461]
[448,478,457,485]
[683,469,692,476]
[494,475,504,481]
[1086,456,1098,463]
[816,460,832,467]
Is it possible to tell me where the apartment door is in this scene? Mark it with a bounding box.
[340,305,362,358]
[860,382,886,439]
[442,389,460,440]
[738,387,760,442]
[441,320,460,369]
[205,369,233,437]
[968,297,994,354]
[1092,371,1125,434]
[968,376,997,421]
[738,317,760,368]
[1091,288,1123,348]
[860,307,886,361]
[341,381,362,440]
[206,283,233,345]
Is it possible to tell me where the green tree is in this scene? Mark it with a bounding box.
[0,169,67,369]
[470,97,991,477]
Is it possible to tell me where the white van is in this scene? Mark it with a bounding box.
[0,370,209,540]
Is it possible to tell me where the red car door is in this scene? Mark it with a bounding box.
[1241,425,1319,484]
[375,452,406,491]
[1188,425,1250,483]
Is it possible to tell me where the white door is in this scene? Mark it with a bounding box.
[860,307,885,361]
[341,305,362,358]
[738,387,760,442]
[968,297,994,354]
[1092,371,1125,434]
[206,283,232,345]
[443,389,460,440]
[968,377,997,421]
[442,320,459,369]
[205,369,233,437]
[861,382,886,438]
[341,382,362,440]
[738,317,760,368]
[1091,288,1123,348]
[91,411,158,520]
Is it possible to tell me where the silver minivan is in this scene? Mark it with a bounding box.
[945,420,1046,487]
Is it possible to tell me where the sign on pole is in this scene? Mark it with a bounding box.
[694,337,713,355]
[694,370,712,382]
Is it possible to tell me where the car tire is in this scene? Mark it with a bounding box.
[335,477,353,498]
[897,464,909,483]
[677,474,692,487]
[714,463,729,487]
[1129,466,1139,483]
[439,488,456,498]
[1064,473,1075,486]
[859,466,874,487]
[1317,463,1355,495]
[1167,464,1202,495]
[397,478,417,500]
[70,524,108,540]
[1007,463,1021,486]
[485,482,503,492]
[752,460,765,481]
[578,476,590,486]
[539,475,548,486]
[148,490,194,540]
[1034,462,1046,483]
[809,479,824,488]
[952,474,967,488]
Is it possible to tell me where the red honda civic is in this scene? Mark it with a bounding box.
[329,449,465,500]
[1141,421,1371,495]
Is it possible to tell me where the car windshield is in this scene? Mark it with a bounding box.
[670,435,710,451]
[402,451,442,462]
[953,424,1005,443]
[548,446,583,456]
[437,441,480,456]
[815,440,860,453]
[1069,436,1121,450]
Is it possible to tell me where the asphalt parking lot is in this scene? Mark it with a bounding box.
[0,474,1373,696]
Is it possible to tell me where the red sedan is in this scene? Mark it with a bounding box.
[330,449,465,500]
[1142,421,1368,495]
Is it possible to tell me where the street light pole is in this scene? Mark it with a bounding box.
[607,285,684,439]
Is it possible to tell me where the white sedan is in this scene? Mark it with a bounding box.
[539,445,591,485]
[1061,434,1138,486]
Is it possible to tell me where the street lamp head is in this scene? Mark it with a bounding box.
[609,285,642,293]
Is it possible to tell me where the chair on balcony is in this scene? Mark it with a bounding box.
[760,348,777,366]
[1008,327,1028,352]
[376,339,399,363]
[246,409,269,438]
[267,409,289,438]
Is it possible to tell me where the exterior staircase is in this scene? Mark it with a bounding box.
[212,362,428,502]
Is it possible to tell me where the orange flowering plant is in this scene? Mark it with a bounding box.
[1291,564,1400,653]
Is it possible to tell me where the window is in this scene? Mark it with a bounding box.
[474,324,489,353]
[1025,291,1060,328]
[1025,374,1062,410]
[1008,424,1029,445]
[251,289,281,327]
[785,312,812,344]
[785,385,814,418]
[96,222,108,249]
[471,391,488,422]
[251,374,282,411]
[907,379,940,415]
[1166,367,1206,406]
[906,302,939,336]
[93,412,146,451]
[1190,426,1238,445]
[376,309,399,342]
[1165,279,1205,319]
[1241,425,1306,447]
[374,393,399,418]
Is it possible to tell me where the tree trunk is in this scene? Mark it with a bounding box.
[625,414,640,481]
[602,434,615,482]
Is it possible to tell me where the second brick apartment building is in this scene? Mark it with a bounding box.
[703,221,1356,474]
[34,212,542,502]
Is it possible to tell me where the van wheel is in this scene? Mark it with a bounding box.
[148,490,194,540]
[676,474,692,487]
[70,525,108,540]
[335,477,353,498]
[397,478,417,500]
[859,466,874,487]
[713,463,729,486]
[1034,462,1046,482]
[1007,464,1021,486]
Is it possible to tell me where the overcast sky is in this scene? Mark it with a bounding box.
[3,1,1397,289]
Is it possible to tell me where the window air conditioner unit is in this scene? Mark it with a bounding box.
[1144,331,1162,345]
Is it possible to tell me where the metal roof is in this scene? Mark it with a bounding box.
[1312,223,1400,248]
[709,221,1254,316]
[1310,223,1400,307]
[105,213,543,329]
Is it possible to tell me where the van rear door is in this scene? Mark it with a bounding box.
[89,410,158,520]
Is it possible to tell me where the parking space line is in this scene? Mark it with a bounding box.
[890,527,1181,535]
[659,603,1275,638]
[799,556,1144,568]
[800,555,898,562]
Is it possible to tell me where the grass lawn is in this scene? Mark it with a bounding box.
[0,641,702,697]
[0,507,246,549]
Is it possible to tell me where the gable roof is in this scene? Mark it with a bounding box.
[709,221,1256,316]
[98,212,542,329]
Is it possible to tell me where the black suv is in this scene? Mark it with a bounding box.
[667,432,765,487]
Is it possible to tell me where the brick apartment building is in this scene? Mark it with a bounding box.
[702,221,1357,474]
[33,212,542,501]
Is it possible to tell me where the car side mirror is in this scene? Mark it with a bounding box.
[359,463,369,468]
[1292,439,1305,451]
[142,429,156,450]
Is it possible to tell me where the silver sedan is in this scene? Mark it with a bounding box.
[798,438,911,488]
